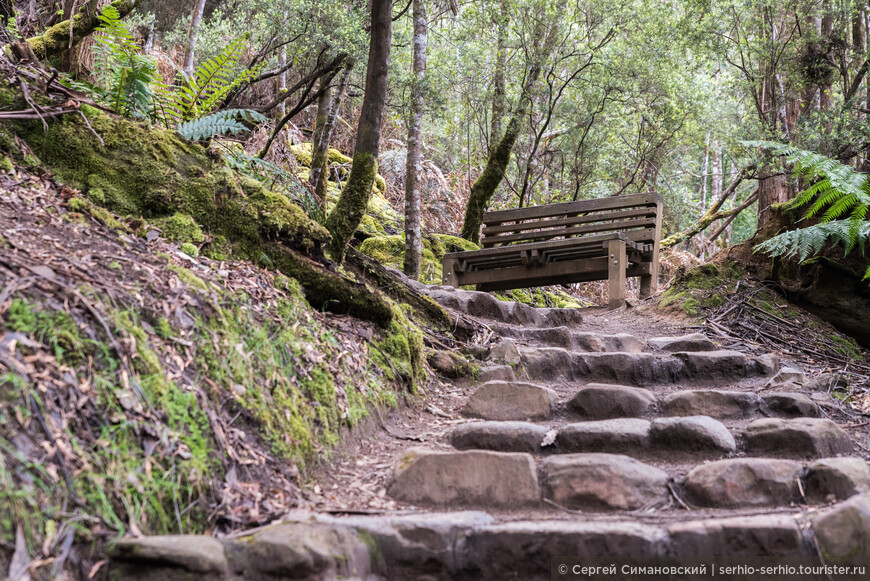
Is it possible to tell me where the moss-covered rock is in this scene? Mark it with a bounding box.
[359,234,481,285]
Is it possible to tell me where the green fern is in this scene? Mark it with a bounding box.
[748,141,870,279]
[176,109,267,142]
[170,35,265,123]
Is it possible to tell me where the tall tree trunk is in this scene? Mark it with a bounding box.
[756,168,788,232]
[324,0,392,263]
[460,63,541,244]
[489,0,508,149]
[275,38,287,120]
[183,0,207,77]
[701,131,710,210]
[311,63,352,210]
[403,0,428,279]
[309,77,333,197]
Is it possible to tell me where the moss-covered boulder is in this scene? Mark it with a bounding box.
[359,234,479,284]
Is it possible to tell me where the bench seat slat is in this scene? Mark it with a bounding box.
[445,231,652,261]
[482,192,660,225]
[481,207,657,236]
[482,216,656,247]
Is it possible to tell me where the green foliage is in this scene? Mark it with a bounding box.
[749,142,870,279]
[169,35,265,123]
[176,109,267,141]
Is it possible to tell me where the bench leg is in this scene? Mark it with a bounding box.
[442,257,460,287]
[640,262,658,299]
[607,239,626,309]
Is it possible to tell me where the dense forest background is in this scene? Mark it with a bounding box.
[7,0,869,256]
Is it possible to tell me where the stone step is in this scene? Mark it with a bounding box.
[465,382,821,422]
[390,447,870,513]
[107,500,870,580]
[422,286,584,328]
[488,324,647,352]
[449,416,853,462]
[519,348,778,386]
[451,416,737,459]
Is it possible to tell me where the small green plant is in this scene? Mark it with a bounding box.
[176,108,267,142]
[748,141,870,280]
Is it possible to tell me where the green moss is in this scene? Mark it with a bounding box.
[371,304,424,387]
[179,242,199,257]
[157,213,205,244]
[705,293,726,308]
[0,155,13,173]
[66,196,131,232]
[828,334,863,359]
[167,264,209,291]
[4,298,88,363]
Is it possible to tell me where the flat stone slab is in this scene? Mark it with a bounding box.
[649,333,717,352]
[450,421,551,454]
[813,493,870,565]
[387,448,540,507]
[743,418,853,458]
[806,457,870,503]
[650,416,736,456]
[541,453,669,511]
[668,515,806,557]
[224,522,371,580]
[476,365,516,383]
[573,332,647,353]
[466,521,667,579]
[567,383,657,419]
[110,536,228,576]
[556,419,651,454]
[673,351,777,383]
[761,392,820,418]
[683,458,803,508]
[462,381,556,421]
[661,390,760,419]
[569,352,678,386]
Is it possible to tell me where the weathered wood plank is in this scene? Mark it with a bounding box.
[474,263,652,291]
[607,239,627,308]
[482,192,662,224]
[482,217,656,247]
[445,231,651,261]
[481,207,657,236]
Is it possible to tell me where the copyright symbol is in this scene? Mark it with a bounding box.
[559,564,568,575]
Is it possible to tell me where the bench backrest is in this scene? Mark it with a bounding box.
[480,192,664,254]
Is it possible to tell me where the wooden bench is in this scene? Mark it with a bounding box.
[442,192,664,308]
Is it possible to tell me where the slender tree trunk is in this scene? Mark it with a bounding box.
[309,77,333,196]
[489,0,508,149]
[275,39,287,120]
[403,0,428,279]
[460,63,541,244]
[311,63,352,210]
[324,0,393,263]
[701,131,710,210]
[756,168,788,232]
[183,0,207,77]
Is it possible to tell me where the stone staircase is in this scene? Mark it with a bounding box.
[109,285,870,580]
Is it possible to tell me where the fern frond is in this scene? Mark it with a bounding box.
[176,109,267,141]
[749,141,870,263]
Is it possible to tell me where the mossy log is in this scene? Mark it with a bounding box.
[346,247,452,330]
[0,92,392,325]
[26,0,141,61]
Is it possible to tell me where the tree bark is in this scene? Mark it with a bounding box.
[324,0,392,263]
[309,64,351,209]
[459,64,540,244]
[489,0,508,149]
[756,168,789,232]
[309,76,333,197]
[25,0,140,61]
[403,0,427,279]
[183,0,208,77]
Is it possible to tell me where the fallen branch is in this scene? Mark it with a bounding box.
[25,0,141,61]
[662,173,758,249]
